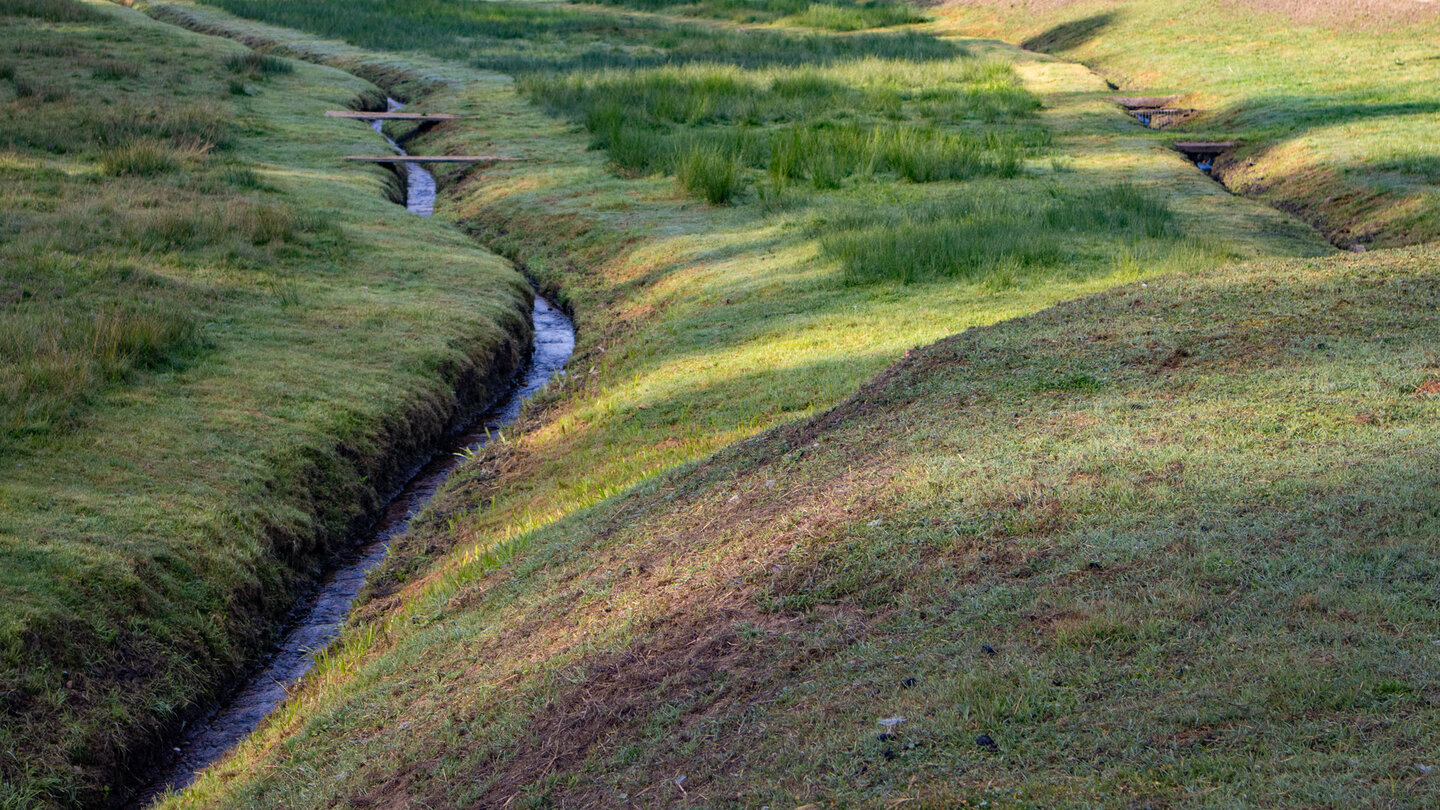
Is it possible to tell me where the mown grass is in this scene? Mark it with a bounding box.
[934,0,1440,248]
[0,2,532,806]
[163,229,1440,807]
[126,2,1383,807]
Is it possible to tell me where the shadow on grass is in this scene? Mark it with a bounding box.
[198,0,962,76]
[1020,12,1118,54]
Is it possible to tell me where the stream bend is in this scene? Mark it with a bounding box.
[128,98,572,806]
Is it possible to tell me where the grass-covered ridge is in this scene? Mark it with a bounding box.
[0,1,531,805]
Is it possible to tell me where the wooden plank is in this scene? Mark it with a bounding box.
[326,110,464,121]
[1109,95,1181,110]
[1172,141,1236,154]
[343,155,519,164]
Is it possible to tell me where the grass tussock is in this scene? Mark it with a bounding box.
[98,139,182,176]
[91,59,141,80]
[675,138,741,203]
[781,1,924,30]
[820,183,1206,285]
[527,59,1045,201]
[224,48,293,76]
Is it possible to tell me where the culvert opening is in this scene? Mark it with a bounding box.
[1109,95,1195,129]
[1173,141,1236,175]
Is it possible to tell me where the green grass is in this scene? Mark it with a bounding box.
[525,57,1045,201]
[187,0,1032,204]
[590,0,927,30]
[20,0,1429,805]
[818,183,1213,285]
[0,2,532,806]
[160,198,1440,806]
[116,2,1428,808]
[935,1,1440,248]
[193,0,953,74]
[223,48,293,76]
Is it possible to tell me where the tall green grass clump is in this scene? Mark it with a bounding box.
[825,184,1201,285]
[676,138,741,203]
[98,140,181,176]
[225,49,293,77]
[781,1,925,31]
[525,56,1048,203]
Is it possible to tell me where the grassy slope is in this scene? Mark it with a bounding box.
[932,0,1440,249]
[146,0,1324,591]
[122,2,1440,809]
[0,3,531,806]
[176,243,1440,809]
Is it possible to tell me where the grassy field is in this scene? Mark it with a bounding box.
[9,0,1434,804]
[0,1,531,806]
[933,0,1440,249]
[170,240,1440,809]
[105,0,1440,808]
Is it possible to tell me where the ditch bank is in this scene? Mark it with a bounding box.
[112,90,573,805]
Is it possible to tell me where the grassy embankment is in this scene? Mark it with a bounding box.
[0,1,531,806]
[934,0,1440,249]
[118,1,1438,808]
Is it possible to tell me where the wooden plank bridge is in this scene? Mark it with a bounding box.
[325,110,467,122]
[342,155,519,164]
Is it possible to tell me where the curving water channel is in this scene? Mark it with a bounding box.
[372,98,438,215]
[127,100,573,806]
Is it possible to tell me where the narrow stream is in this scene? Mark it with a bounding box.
[127,99,573,806]
[372,98,437,216]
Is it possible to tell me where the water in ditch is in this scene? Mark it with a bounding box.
[127,98,572,807]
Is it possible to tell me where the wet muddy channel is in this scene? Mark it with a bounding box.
[126,100,574,806]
